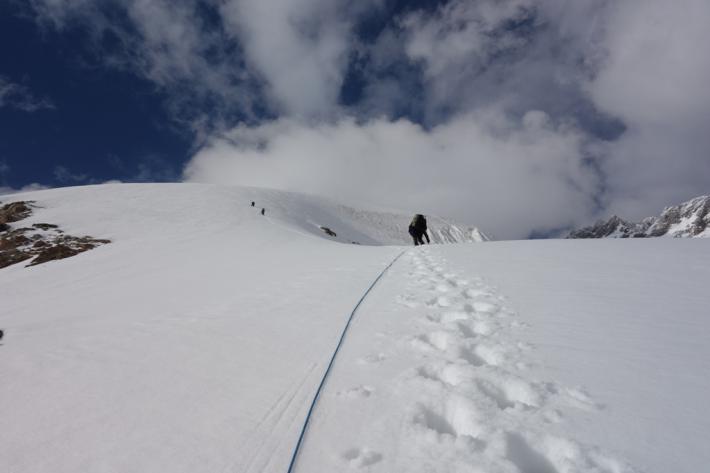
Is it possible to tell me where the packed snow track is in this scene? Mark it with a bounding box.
[294,247,634,473]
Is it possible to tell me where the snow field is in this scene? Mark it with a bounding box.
[0,184,404,473]
[2,184,708,473]
[296,247,634,473]
[439,238,710,473]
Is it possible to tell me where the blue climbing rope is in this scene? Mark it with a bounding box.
[285,250,406,473]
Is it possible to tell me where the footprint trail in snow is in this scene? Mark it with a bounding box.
[296,247,636,473]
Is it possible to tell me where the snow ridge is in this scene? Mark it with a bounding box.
[332,204,489,245]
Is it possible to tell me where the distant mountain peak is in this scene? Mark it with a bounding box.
[568,195,710,239]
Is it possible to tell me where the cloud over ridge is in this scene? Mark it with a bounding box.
[22,0,710,238]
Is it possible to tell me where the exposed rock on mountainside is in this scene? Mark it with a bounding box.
[0,201,110,268]
[0,201,33,231]
[569,195,710,239]
[319,226,337,237]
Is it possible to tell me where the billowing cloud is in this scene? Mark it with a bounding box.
[0,160,49,195]
[186,110,600,239]
[586,0,710,219]
[20,0,710,238]
[219,0,365,118]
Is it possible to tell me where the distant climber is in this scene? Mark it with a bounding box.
[0,329,4,341]
[261,208,265,216]
[251,201,255,207]
[409,214,430,246]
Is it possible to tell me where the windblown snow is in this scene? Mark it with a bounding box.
[1,183,708,473]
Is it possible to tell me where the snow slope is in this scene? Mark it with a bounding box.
[295,239,710,473]
[1,184,708,473]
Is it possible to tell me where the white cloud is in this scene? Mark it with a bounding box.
[0,183,50,196]
[185,110,599,239]
[25,0,259,123]
[25,0,376,121]
[586,0,710,219]
[21,0,710,236]
[53,165,88,184]
[219,0,362,118]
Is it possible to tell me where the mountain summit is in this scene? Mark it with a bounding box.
[568,195,710,239]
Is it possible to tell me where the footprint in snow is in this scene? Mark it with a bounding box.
[412,331,456,352]
[357,353,387,365]
[341,447,382,468]
[471,343,507,366]
[471,320,495,336]
[434,283,451,293]
[337,385,375,399]
[444,278,460,288]
[427,296,452,308]
[475,374,542,410]
[395,294,419,308]
[454,322,477,339]
[411,395,483,440]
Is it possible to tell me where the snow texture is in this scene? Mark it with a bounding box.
[1,183,708,473]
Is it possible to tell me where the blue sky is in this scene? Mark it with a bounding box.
[0,0,447,188]
[1,0,709,239]
[0,3,190,186]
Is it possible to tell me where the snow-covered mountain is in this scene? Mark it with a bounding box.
[568,195,710,238]
[1,183,709,473]
[0,183,486,270]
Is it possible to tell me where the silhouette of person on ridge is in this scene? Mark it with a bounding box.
[409,214,430,246]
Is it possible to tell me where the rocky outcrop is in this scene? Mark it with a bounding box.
[0,201,110,268]
[319,226,337,237]
[0,201,34,232]
[568,195,710,239]
[645,196,710,237]
[567,215,652,239]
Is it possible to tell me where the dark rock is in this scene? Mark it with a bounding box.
[568,215,634,239]
[0,250,33,268]
[29,244,82,266]
[320,226,337,237]
[0,201,34,225]
[647,196,710,237]
[0,233,31,250]
[33,223,59,230]
[0,212,111,269]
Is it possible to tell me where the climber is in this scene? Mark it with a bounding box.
[408,214,430,246]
